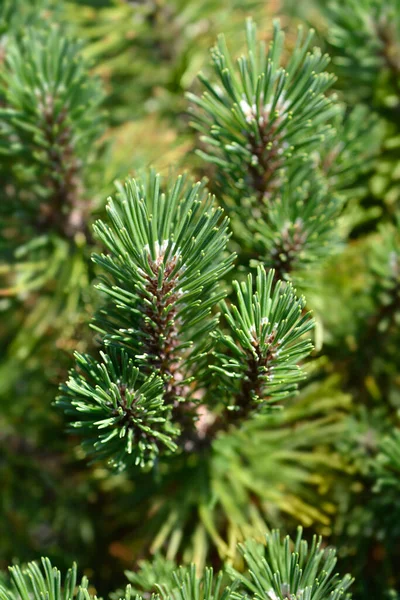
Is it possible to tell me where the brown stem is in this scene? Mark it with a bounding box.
[248,120,284,203]
[188,335,278,447]
[137,251,197,434]
[245,110,305,281]
[269,220,308,282]
[38,95,88,239]
[139,256,184,402]
[230,334,277,425]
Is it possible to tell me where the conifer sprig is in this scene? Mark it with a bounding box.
[0,531,353,600]
[0,26,103,238]
[0,22,106,406]
[2,2,396,595]
[327,0,400,93]
[248,172,341,280]
[212,267,313,416]
[0,559,140,600]
[157,566,231,600]
[0,559,93,600]
[58,348,178,470]
[188,19,348,282]
[126,529,353,600]
[229,528,353,600]
[92,172,234,405]
[189,18,336,207]
[59,173,318,470]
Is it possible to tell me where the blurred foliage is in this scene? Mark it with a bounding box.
[66,0,277,125]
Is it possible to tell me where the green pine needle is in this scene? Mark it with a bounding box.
[0,559,92,600]
[58,347,179,471]
[212,266,314,411]
[92,172,234,398]
[188,18,337,206]
[229,528,353,600]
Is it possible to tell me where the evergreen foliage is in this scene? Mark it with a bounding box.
[0,27,103,232]
[59,349,178,470]
[0,530,353,600]
[0,9,109,574]
[189,19,336,206]
[188,18,378,282]
[213,268,313,409]
[0,22,105,392]
[327,0,400,96]
[110,376,348,566]
[0,559,94,600]
[375,429,400,493]
[91,173,233,384]
[1,2,400,600]
[66,1,273,124]
[229,528,353,600]
[58,173,314,474]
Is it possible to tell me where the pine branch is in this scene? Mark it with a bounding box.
[188,18,336,208]
[313,104,381,196]
[248,167,342,281]
[211,267,313,421]
[125,529,353,600]
[119,375,349,563]
[327,0,400,96]
[0,531,354,600]
[58,347,178,471]
[0,559,93,600]
[228,528,353,600]
[0,558,140,600]
[58,172,236,468]
[92,172,234,408]
[188,18,351,282]
[0,26,104,239]
[0,22,106,409]
[59,173,319,468]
